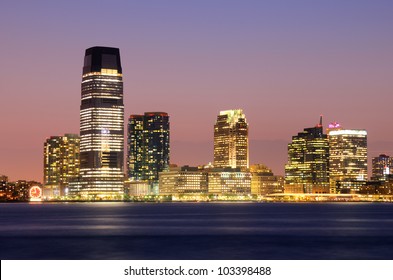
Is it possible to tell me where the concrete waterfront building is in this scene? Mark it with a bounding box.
[73,46,124,199]
[159,166,208,196]
[250,164,284,196]
[284,117,329,194]
[158,166,251,198]
[127,112,170,193]
[124,180,150,197]
[207,168,251,195]
[214,109,248,169]
[43,134,80,197]
[328,124,367,193]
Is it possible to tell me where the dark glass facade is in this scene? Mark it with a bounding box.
[372,154,392,181]
[127,112,170,190]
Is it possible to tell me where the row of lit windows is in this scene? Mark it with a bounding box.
[80,108,124,115]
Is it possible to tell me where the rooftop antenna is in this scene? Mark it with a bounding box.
[316,115,323,127]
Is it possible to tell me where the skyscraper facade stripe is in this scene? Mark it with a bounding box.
[77,46,124,199]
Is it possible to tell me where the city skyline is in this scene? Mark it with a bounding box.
[1,1,393,182]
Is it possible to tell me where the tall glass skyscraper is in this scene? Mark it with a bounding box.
[284,117,329,194]
[127,112,170,191]
[213,109,249,169]
[328,126,367,193]
[77,46,124,199]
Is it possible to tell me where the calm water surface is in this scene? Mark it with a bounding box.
[1,202,393,259]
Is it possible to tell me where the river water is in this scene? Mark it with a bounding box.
[1,202,393,259]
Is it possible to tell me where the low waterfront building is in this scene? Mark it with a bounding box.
[0,175,8,201]
[124,180,150,197]
[250,164,284,195]
[335,179,367,194]
[159,166,208,195]
[158,166,251,197]
[359,181,387,195]
[207,168,251,195]
[1,180,42,201]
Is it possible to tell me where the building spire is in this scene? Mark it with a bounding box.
[316,115,323,128]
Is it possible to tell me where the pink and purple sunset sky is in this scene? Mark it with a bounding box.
[1,0,393,182]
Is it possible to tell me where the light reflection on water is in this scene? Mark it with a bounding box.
[1,202,393,236]
[2,202,393,259]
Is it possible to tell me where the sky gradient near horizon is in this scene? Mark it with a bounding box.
[1,0,393,182]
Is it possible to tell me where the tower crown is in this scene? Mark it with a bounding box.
[219,109,246,126]
[83,46,122,74]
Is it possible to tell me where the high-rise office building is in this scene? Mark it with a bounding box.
[285,117,329,194]
[328,125,367,193]
[372,154,393,181]
[214,109,248,169]
[127,112,170,191]
[76,46,124,199]
[43,134,80,197]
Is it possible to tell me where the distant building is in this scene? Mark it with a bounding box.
[4,182,27,201]
[285,117,329,194]
[43,134,80,198]
[1,180,41,201]
[0,175,8,201]
[214,109,248,169]
[127,112,170,193]
[372,154,393,181]
[328,124,367,193]
[250,164,284,195]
